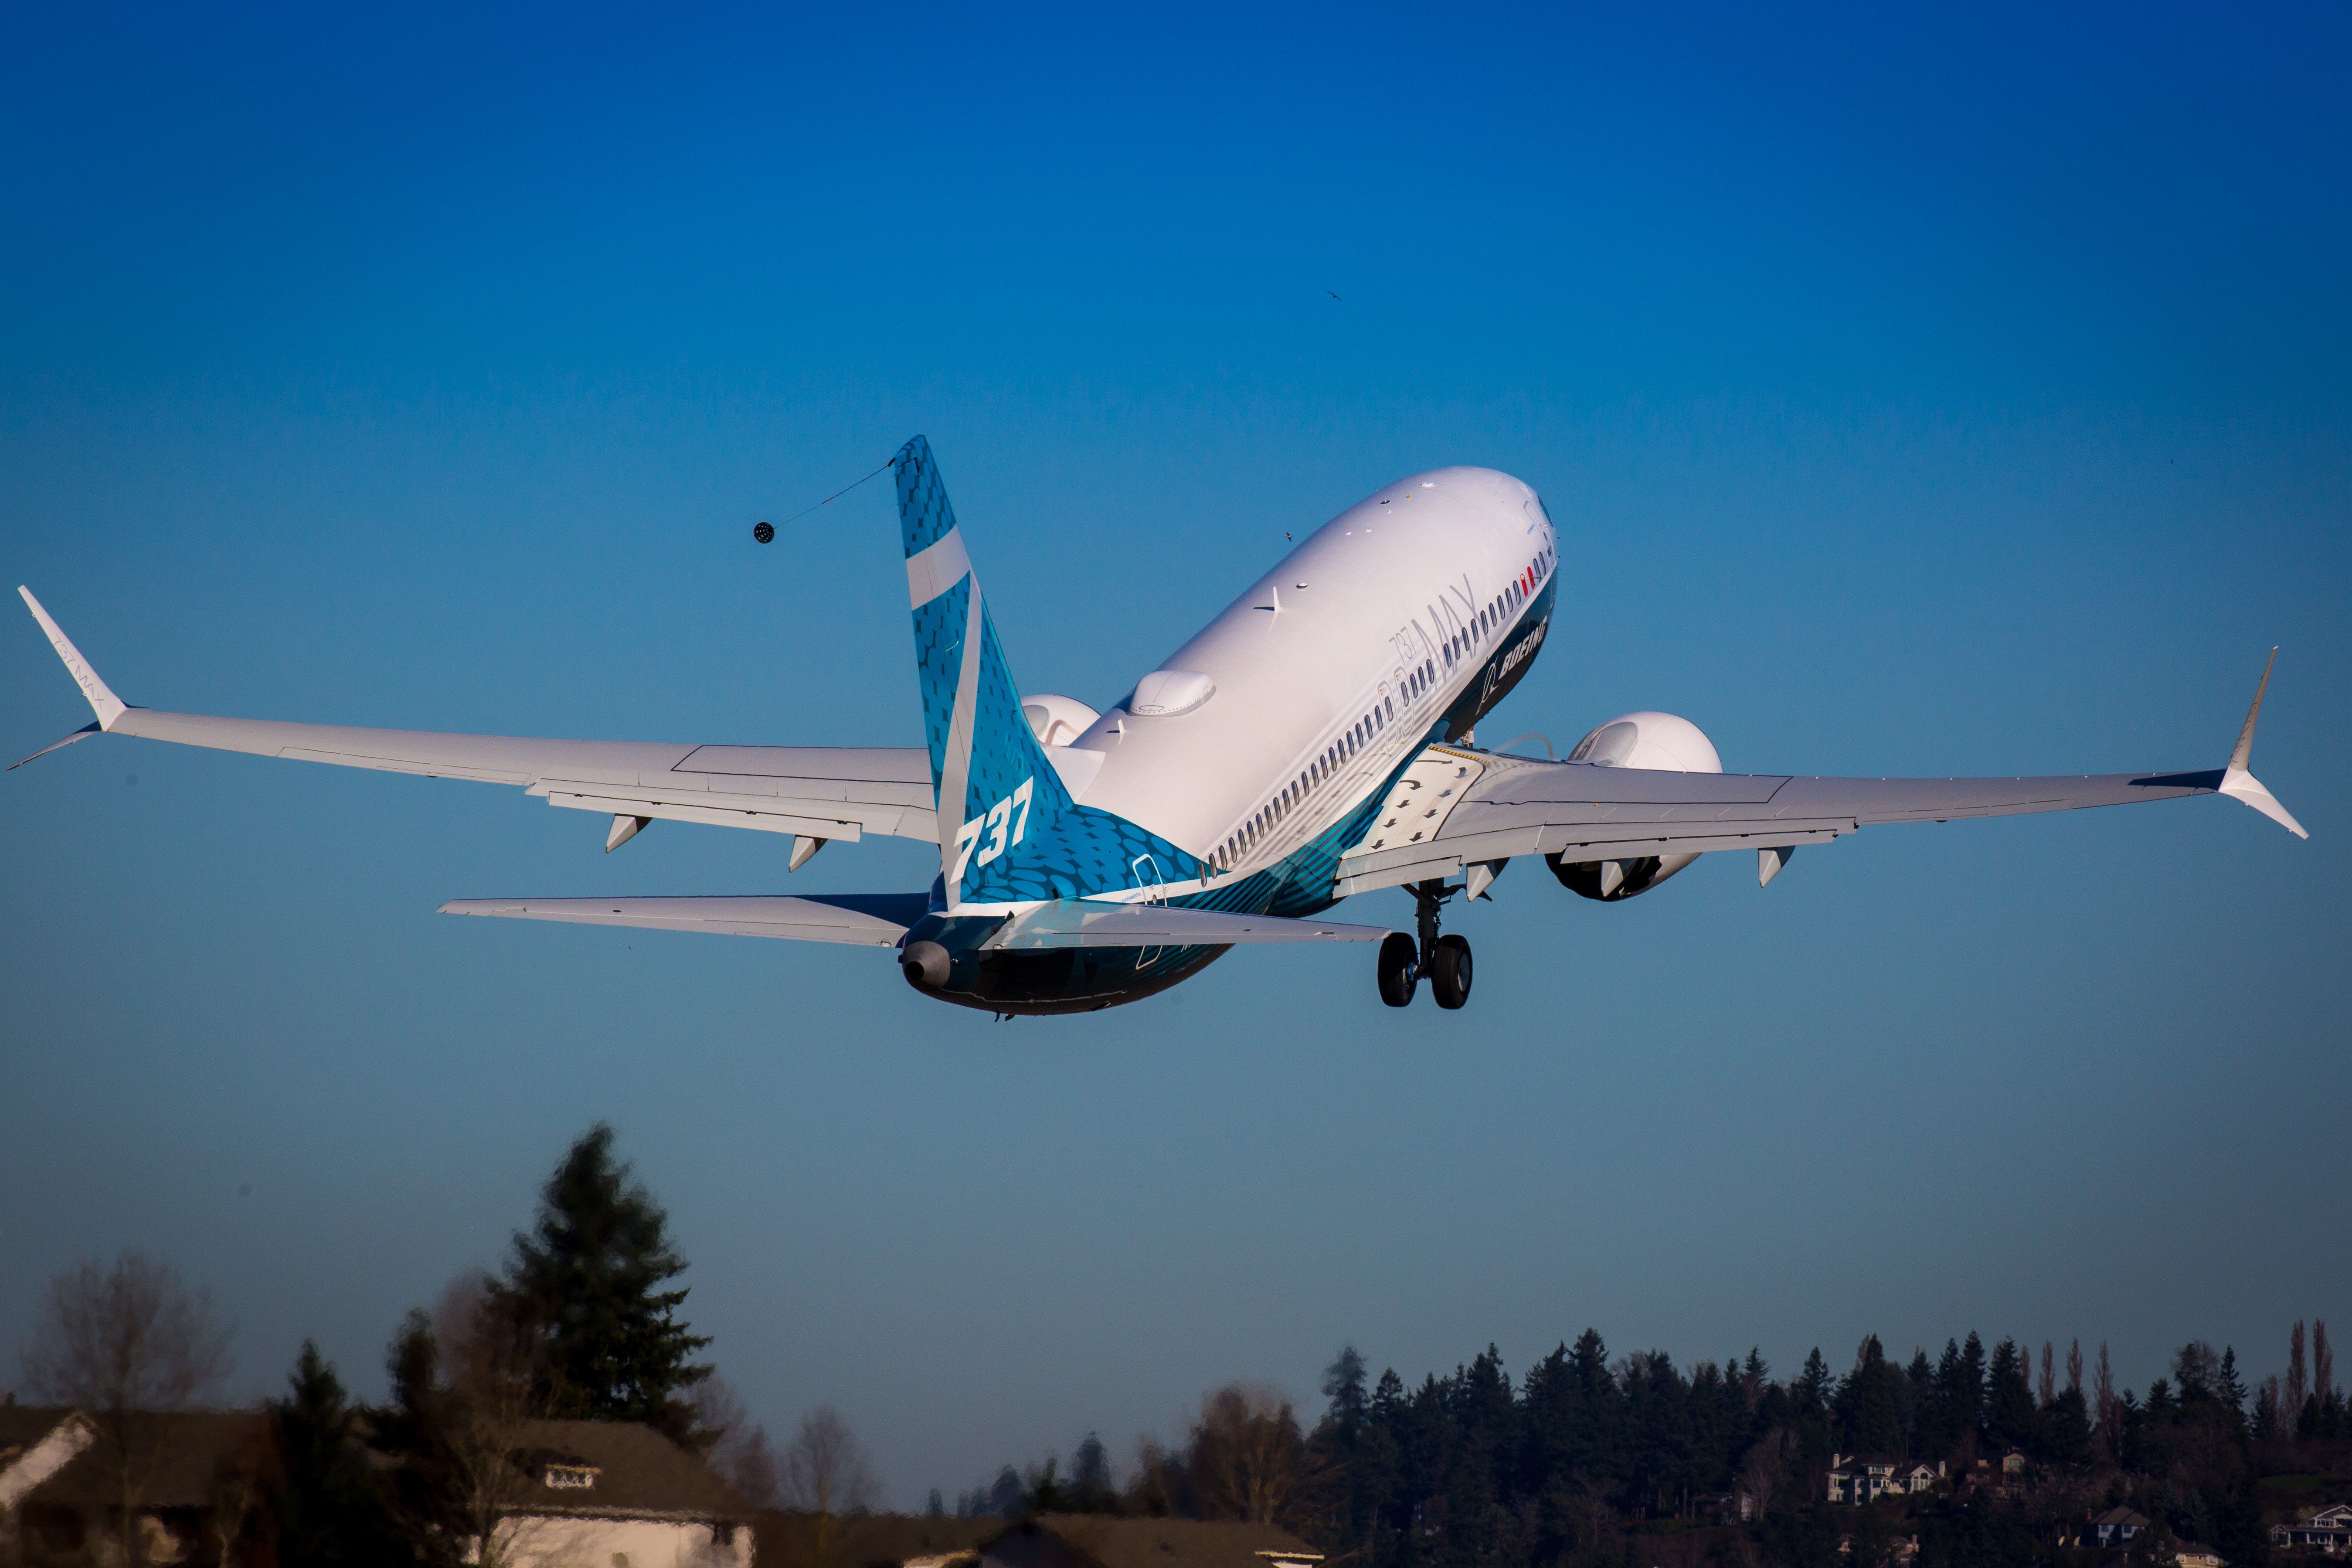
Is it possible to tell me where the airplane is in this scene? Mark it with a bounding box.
[15,435,2308,1017]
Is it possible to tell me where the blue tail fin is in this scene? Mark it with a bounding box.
[896,435,1078,904]
[893,435,1204,907]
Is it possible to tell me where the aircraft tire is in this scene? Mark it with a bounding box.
[1430,934,1472,1010]
[1377,932,1418,1007]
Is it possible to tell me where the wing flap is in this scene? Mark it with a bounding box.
[1335,821,1852,898]
[1331,749,2264,898]
[437,893,928,946]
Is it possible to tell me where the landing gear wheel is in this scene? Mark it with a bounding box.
[1430,934,1473,1009]
[1377,932,1419,1007]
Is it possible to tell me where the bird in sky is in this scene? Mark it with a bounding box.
[1327,290,1342,301]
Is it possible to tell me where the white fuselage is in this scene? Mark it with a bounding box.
[1064,466,1559,884]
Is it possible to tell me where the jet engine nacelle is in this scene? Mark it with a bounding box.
[1551,710,1722,901]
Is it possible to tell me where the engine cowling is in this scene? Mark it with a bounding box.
[1552,711,1721,901]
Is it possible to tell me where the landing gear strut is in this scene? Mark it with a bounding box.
[1377,879,1473,1009]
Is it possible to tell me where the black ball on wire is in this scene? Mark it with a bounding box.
[752,520,775,544]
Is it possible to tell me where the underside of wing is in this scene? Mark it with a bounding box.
[981,901,1391,949]
[1336,748,2286,899]
[437,893,931,946]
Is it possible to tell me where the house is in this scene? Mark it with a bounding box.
[1960,1451,2029,1497]
[0,1404,270,1565]
[1,1404,753,1568]
[2093,1507,2151,1550]
[2272,1503,2352,1554]
[1826,1455,1942,1505]
[2172,1542,2226,1568]
[758,1513,1323,1568]
[489,1417,758,1568]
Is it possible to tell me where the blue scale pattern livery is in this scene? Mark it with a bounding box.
[893,436,1207,908]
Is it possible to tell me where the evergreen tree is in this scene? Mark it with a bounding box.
[1795,1349,1832,1422]
[1985,1339,2037,1454]
[268,1341,400,1568]
[491,1123,712,1442]
[2040,1385,2094,1468]
[1955,1333,1988,1446]
[1070,1434,1118,1512]
[1920,1339,1965,1462]
[1905,1349,1935,1455]
[1834,1337,1908,1456]
[1325,1346,1371,1442]
[2216,1347,2249,1435]
[374,1310,468,1568]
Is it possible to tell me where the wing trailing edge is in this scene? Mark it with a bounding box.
[437,893,930,946]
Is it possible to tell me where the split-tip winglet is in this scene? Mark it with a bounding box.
[2218,647,2307,839]
[18,585,128,731]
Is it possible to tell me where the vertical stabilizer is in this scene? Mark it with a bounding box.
[894,436,1079,905]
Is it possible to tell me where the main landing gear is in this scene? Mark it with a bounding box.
[1377,879,1472,1010]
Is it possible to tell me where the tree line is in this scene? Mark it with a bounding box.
[954,1330,2348,1568]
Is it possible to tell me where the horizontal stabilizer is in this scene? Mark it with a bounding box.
[438,893,930,947]
[982,901,1390,950]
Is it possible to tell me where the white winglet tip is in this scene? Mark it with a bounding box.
[18,586,128,731]
[2219,767,2308,840]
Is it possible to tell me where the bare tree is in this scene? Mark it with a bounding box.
[1128,1435,1183,1517]
[2093,1343,2118,1465]
[692,1377,782,1508]
[206,1418,270,1568]
[381,1290,555,1568]
[2288,1321,2308,1413]
[18,1252,234,1568]
[2066,1340,2084,1396]
[2315,1320,2335,1406]
[1735,1427,1796,1521]
[2039,1343,2056,1408]
[1185,1383,1315,1527]
[782,1403,877,1561]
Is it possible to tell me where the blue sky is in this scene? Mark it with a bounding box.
[3,0,2345,1503]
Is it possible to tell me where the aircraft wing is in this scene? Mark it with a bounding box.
[438,893,931,945]
[15,588,937,847]
[1335,659,2306,898]
[980,901,1390,949]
